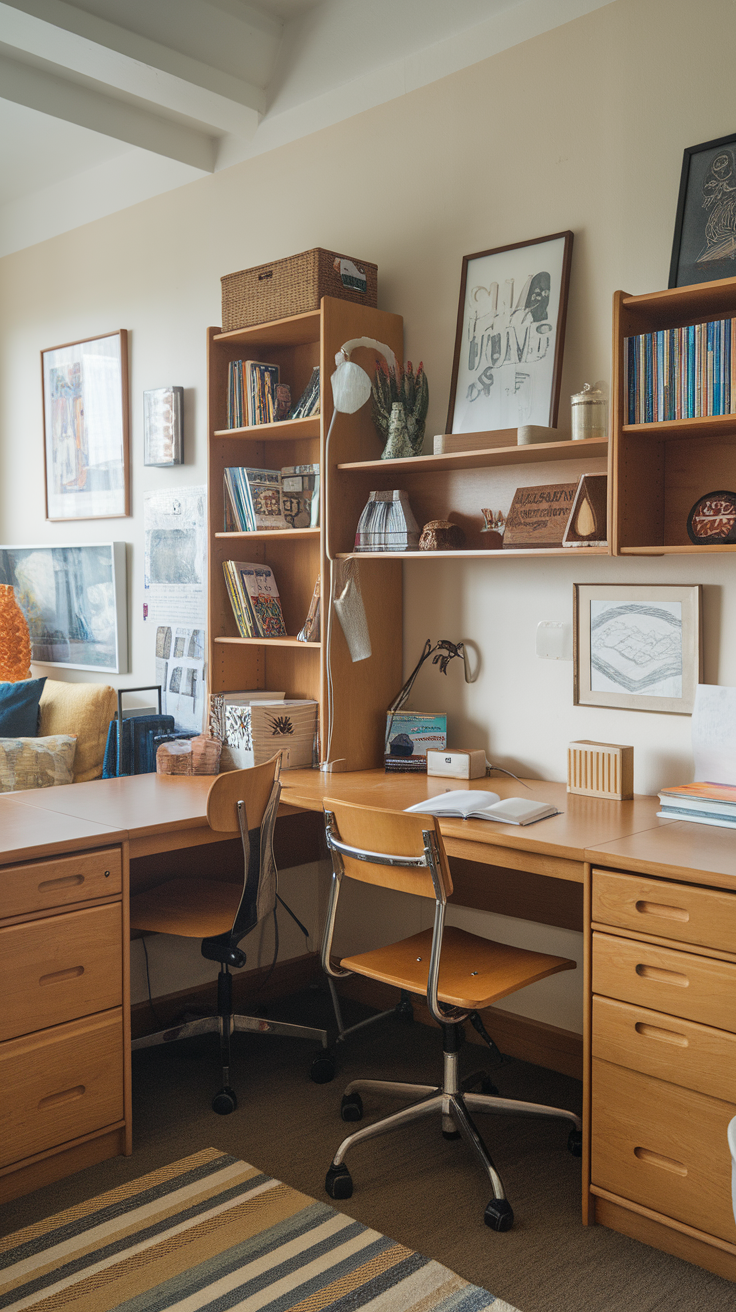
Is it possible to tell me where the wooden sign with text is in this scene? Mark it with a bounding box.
[503,482,577,549]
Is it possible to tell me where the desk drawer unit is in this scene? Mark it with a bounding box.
[592,931,736,1030]
[0,903,122,1041]
[0,849,122,919]
[592,868,736,953]
[592,995,736,1101]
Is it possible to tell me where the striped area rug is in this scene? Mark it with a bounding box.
[0,1148,519,1312]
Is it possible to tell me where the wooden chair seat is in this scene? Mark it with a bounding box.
[340,925,575,1010]
[129,877,241,939]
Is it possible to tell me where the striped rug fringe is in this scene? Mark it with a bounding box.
[0,1148,520,1312]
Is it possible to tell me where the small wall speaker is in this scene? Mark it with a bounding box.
[567,740,633,800]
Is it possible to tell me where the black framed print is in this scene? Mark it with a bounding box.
[669,133,736,288]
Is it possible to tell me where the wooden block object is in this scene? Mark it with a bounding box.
[503,482,577,549]
[568,740,633,800]
[563,473,608,547]
[433,429,518,455]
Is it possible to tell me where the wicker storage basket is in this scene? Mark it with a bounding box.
[221,248,378,331]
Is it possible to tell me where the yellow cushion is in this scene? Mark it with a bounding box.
[38,680,116,782]
[0,735,77,792]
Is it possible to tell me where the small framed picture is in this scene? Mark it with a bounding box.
[574,583,702,714]
[144,387,184,466]
[42,331,129,521]
[669,133,736,287]
[446,230,573,435]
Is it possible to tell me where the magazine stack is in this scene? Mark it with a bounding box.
[657,781,736,830]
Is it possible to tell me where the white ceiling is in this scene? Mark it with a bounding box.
[0,0,612,257]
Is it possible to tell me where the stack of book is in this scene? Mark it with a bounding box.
[657,781,736,829]
[354,489,420,552]
[223,561,287,638]
[222,697,318,770]
[625,318,736,424]
[227,360,280,428]
[281,463,319,529]
[224,468,288,532]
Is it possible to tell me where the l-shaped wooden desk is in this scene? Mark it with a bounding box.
[1,769,735,1280]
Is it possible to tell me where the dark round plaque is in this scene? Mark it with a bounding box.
[686,490,736,544]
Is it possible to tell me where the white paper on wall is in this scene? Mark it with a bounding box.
[691,684,736,784]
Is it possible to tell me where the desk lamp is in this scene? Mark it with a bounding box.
[321,337,396,770]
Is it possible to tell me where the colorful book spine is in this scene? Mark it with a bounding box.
[624,317,736,425]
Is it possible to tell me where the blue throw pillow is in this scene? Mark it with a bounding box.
[0,678,47,737]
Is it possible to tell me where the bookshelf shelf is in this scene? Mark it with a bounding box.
[338,435,607,475]
[208,297,404,770]
[337,547,609,559]
[214,416,320,440]
[611,279,736,553]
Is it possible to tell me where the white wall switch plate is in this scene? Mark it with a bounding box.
[536,621,572,660]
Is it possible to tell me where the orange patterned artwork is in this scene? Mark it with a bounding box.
[0,585,32,681]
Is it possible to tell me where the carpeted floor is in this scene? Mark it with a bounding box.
[1,989,735,1312]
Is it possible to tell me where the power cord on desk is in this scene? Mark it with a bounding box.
[140,935,165,1029]
[485,760,532,790]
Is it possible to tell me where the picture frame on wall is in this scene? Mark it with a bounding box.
[573,583,702,715]
[669,132,736,287]
[143,386,184,466]
[0,541,128,673]
[41,330,129,521]
[446,230,573,436]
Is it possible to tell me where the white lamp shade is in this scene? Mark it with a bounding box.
[331,360,372,414]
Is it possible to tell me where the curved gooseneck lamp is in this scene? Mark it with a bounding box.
[321,338,396,771]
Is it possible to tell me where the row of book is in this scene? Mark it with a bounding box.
[625,318,736,424]
[223,561,287,638]
[657,780,736,829]
[209,690,318,770]
[226,361,320,429]
[224,464,319,533]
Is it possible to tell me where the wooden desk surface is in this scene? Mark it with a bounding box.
[0,792,125,864]
[588,819,736,889]
[14,773,215,839]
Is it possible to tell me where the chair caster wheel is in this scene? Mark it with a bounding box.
[212,1087,237,1115]
[568,1127,583,1157]
[325,1163,353,1199]
[484,1198,514,1231]
[341,1093,363,1122]
[310,1051,335,1084]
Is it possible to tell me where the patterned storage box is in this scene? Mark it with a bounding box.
[221,248,378,331]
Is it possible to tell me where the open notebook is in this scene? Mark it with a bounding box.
[405,790,559,826]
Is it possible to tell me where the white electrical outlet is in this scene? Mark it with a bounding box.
[536,621,572,661]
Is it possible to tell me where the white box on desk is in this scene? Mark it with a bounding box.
[426,749,486,779]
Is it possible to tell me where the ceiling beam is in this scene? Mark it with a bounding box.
[0,0,264,134]
[0,49,217,169]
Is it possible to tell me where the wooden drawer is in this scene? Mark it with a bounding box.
[591,1059,736,1244]
[0,849,122,919]
[592,867,736,953]
[592,995,736,1101]
[0,1010,124,1169]
[593,931,736,1031]
[0,904,122,1042]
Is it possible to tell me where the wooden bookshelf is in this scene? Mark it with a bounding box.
[611,278,736,554]
[207,297,404,770]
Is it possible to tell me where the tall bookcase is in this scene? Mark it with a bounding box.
[611,276,736,555]
[207,296,404,771]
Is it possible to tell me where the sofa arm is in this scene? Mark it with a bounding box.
[39,679,117,782]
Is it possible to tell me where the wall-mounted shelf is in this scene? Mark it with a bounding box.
[215,528,320,542]
[338,435,607,475]
[338,546,609,559]
[214,636,321,649]
[214,416,320,440]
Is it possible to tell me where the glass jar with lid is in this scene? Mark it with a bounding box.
[571,383,607,441]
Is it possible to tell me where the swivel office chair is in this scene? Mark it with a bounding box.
[130,756,331,1113]
[321,798,582,1230]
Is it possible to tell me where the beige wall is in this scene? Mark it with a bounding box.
[2,0,735,1023]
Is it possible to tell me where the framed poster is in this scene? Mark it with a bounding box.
[42,330,129,520]
[573,583,702,714]
[669,133,736,287]
[0,542,128,673]
[446,231,573,435]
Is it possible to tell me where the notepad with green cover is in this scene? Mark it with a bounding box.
[405,790,559,826]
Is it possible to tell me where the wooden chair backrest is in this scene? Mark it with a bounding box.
[323,798,453,900]
[206,756,279,834]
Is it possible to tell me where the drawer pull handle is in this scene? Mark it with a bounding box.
[635,900,689,923]
[38,875,84,892]
[635,1021,687,1047]
[634,1146,687,1176]
[635,964,689,987]
[39,966,84,987]
[39,1086,85,1109]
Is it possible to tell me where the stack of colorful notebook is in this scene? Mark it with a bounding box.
[657,781,736,830]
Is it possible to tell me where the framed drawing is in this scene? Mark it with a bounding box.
[144,386,183,466]
[573,583,702,714]
[669,133,736,287]
[42,330,129,520]
[446,230,573,435]
[0,542,128,673]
